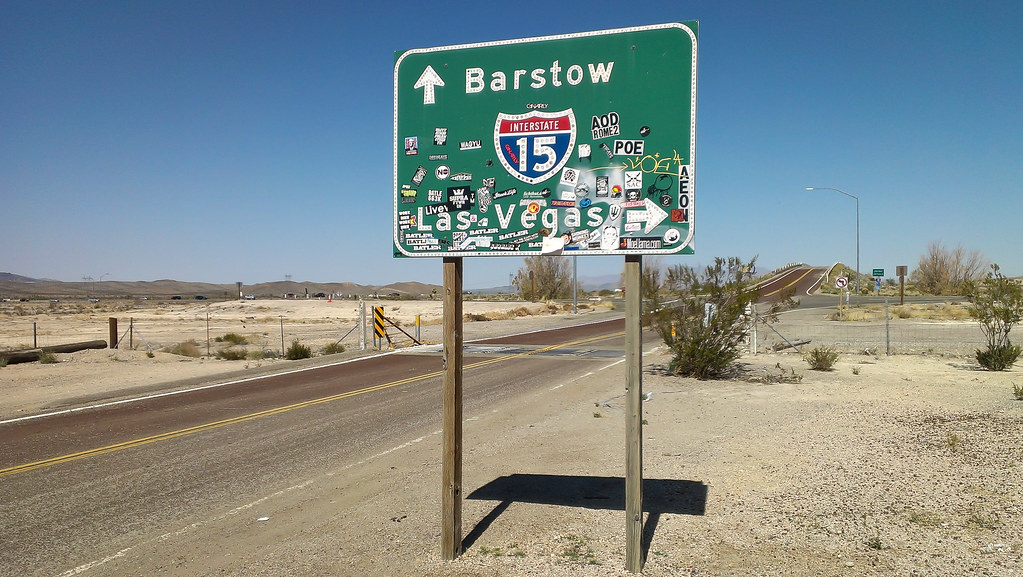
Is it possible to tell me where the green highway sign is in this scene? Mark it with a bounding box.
[393,23,698,257]
[873,268,885,277]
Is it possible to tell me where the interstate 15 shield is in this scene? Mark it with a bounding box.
[495,110,577,185]
[394,22,697,257]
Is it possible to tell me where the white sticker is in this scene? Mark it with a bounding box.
[560,167,580,186]
[624,171,642,189]
[600,225,620,251]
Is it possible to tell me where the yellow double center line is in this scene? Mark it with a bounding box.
[761,268,818,298]
[1,331,623,478]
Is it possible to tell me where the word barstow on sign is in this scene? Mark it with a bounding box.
[466,60,614,93]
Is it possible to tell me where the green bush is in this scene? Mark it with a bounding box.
[217,333,248,345]
[655,257,790,379]
[321,342,345,355]
[38,350,59,364]
[976,344,1021,372]
[804,345,839,371]
[968,264,1023,371]
[1012,382,1023,401]
[285,340,312,360]
[215,348,248,360]
[0,356,8,368]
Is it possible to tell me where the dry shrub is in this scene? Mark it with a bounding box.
[215,348,247,360]
[167,340,201,358]
[464,307,541,322]
[285,340,312,360]
[804,345,839,370]
[827,307,884,321]
[831,302,972,322]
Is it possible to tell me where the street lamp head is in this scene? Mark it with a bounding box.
[805,187,815,191]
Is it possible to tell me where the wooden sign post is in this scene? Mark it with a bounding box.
[441,257,464,560]
[624,255,644,572]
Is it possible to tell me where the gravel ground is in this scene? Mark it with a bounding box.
[138,348,1019,577]
[395,350,1023,576]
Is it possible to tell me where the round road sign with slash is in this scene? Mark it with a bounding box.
[835,276,849,289]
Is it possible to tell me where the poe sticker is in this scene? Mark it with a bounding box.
[494,109,577,185]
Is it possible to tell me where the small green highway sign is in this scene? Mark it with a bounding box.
[393,23,698,257]
[873,268,885,277]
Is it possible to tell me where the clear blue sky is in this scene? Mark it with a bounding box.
[3,1,1021,287]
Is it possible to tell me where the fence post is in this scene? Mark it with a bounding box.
[885,298,890,356]
[130,318,134,350]
[751,303,758,355]
[109,317,118,349]
[33,322,38,349]
[360,300,366,351]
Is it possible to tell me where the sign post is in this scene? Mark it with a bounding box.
[896,265,908,305]
[441,257,463,560]
[835,276,848,318]
[395,22,697,573]
[624,254,644,572]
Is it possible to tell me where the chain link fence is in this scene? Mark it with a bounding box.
[753,310,986,357]
[0,314,372,357]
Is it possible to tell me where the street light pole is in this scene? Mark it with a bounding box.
[806,187,860,295]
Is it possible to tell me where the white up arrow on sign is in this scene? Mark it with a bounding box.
[625,198,669,233]
[414,65,444,105]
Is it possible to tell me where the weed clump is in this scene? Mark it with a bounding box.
[215,348,247,360]
[321,342,345,355]
[215,333,248,345]
[804,345,839,371]
[285,340,312,360]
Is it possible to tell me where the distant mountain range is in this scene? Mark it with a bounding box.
[0,273,442,300]
[0,271,622,299]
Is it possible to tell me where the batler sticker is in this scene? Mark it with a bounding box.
[494,109,577,185]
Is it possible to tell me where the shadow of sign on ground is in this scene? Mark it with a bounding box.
[465,474,708,559]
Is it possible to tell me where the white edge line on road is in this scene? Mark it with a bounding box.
[57,479,317,577]
[5,317,625,427]
[599,359,626,371]
[1,350,410,426]
[58,548,132,577]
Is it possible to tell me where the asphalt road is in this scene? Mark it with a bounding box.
[755,265,829,303]
[0,318,630,577]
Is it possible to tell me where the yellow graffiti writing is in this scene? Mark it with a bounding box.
[586,150,689,176]
[618,150,688,176]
